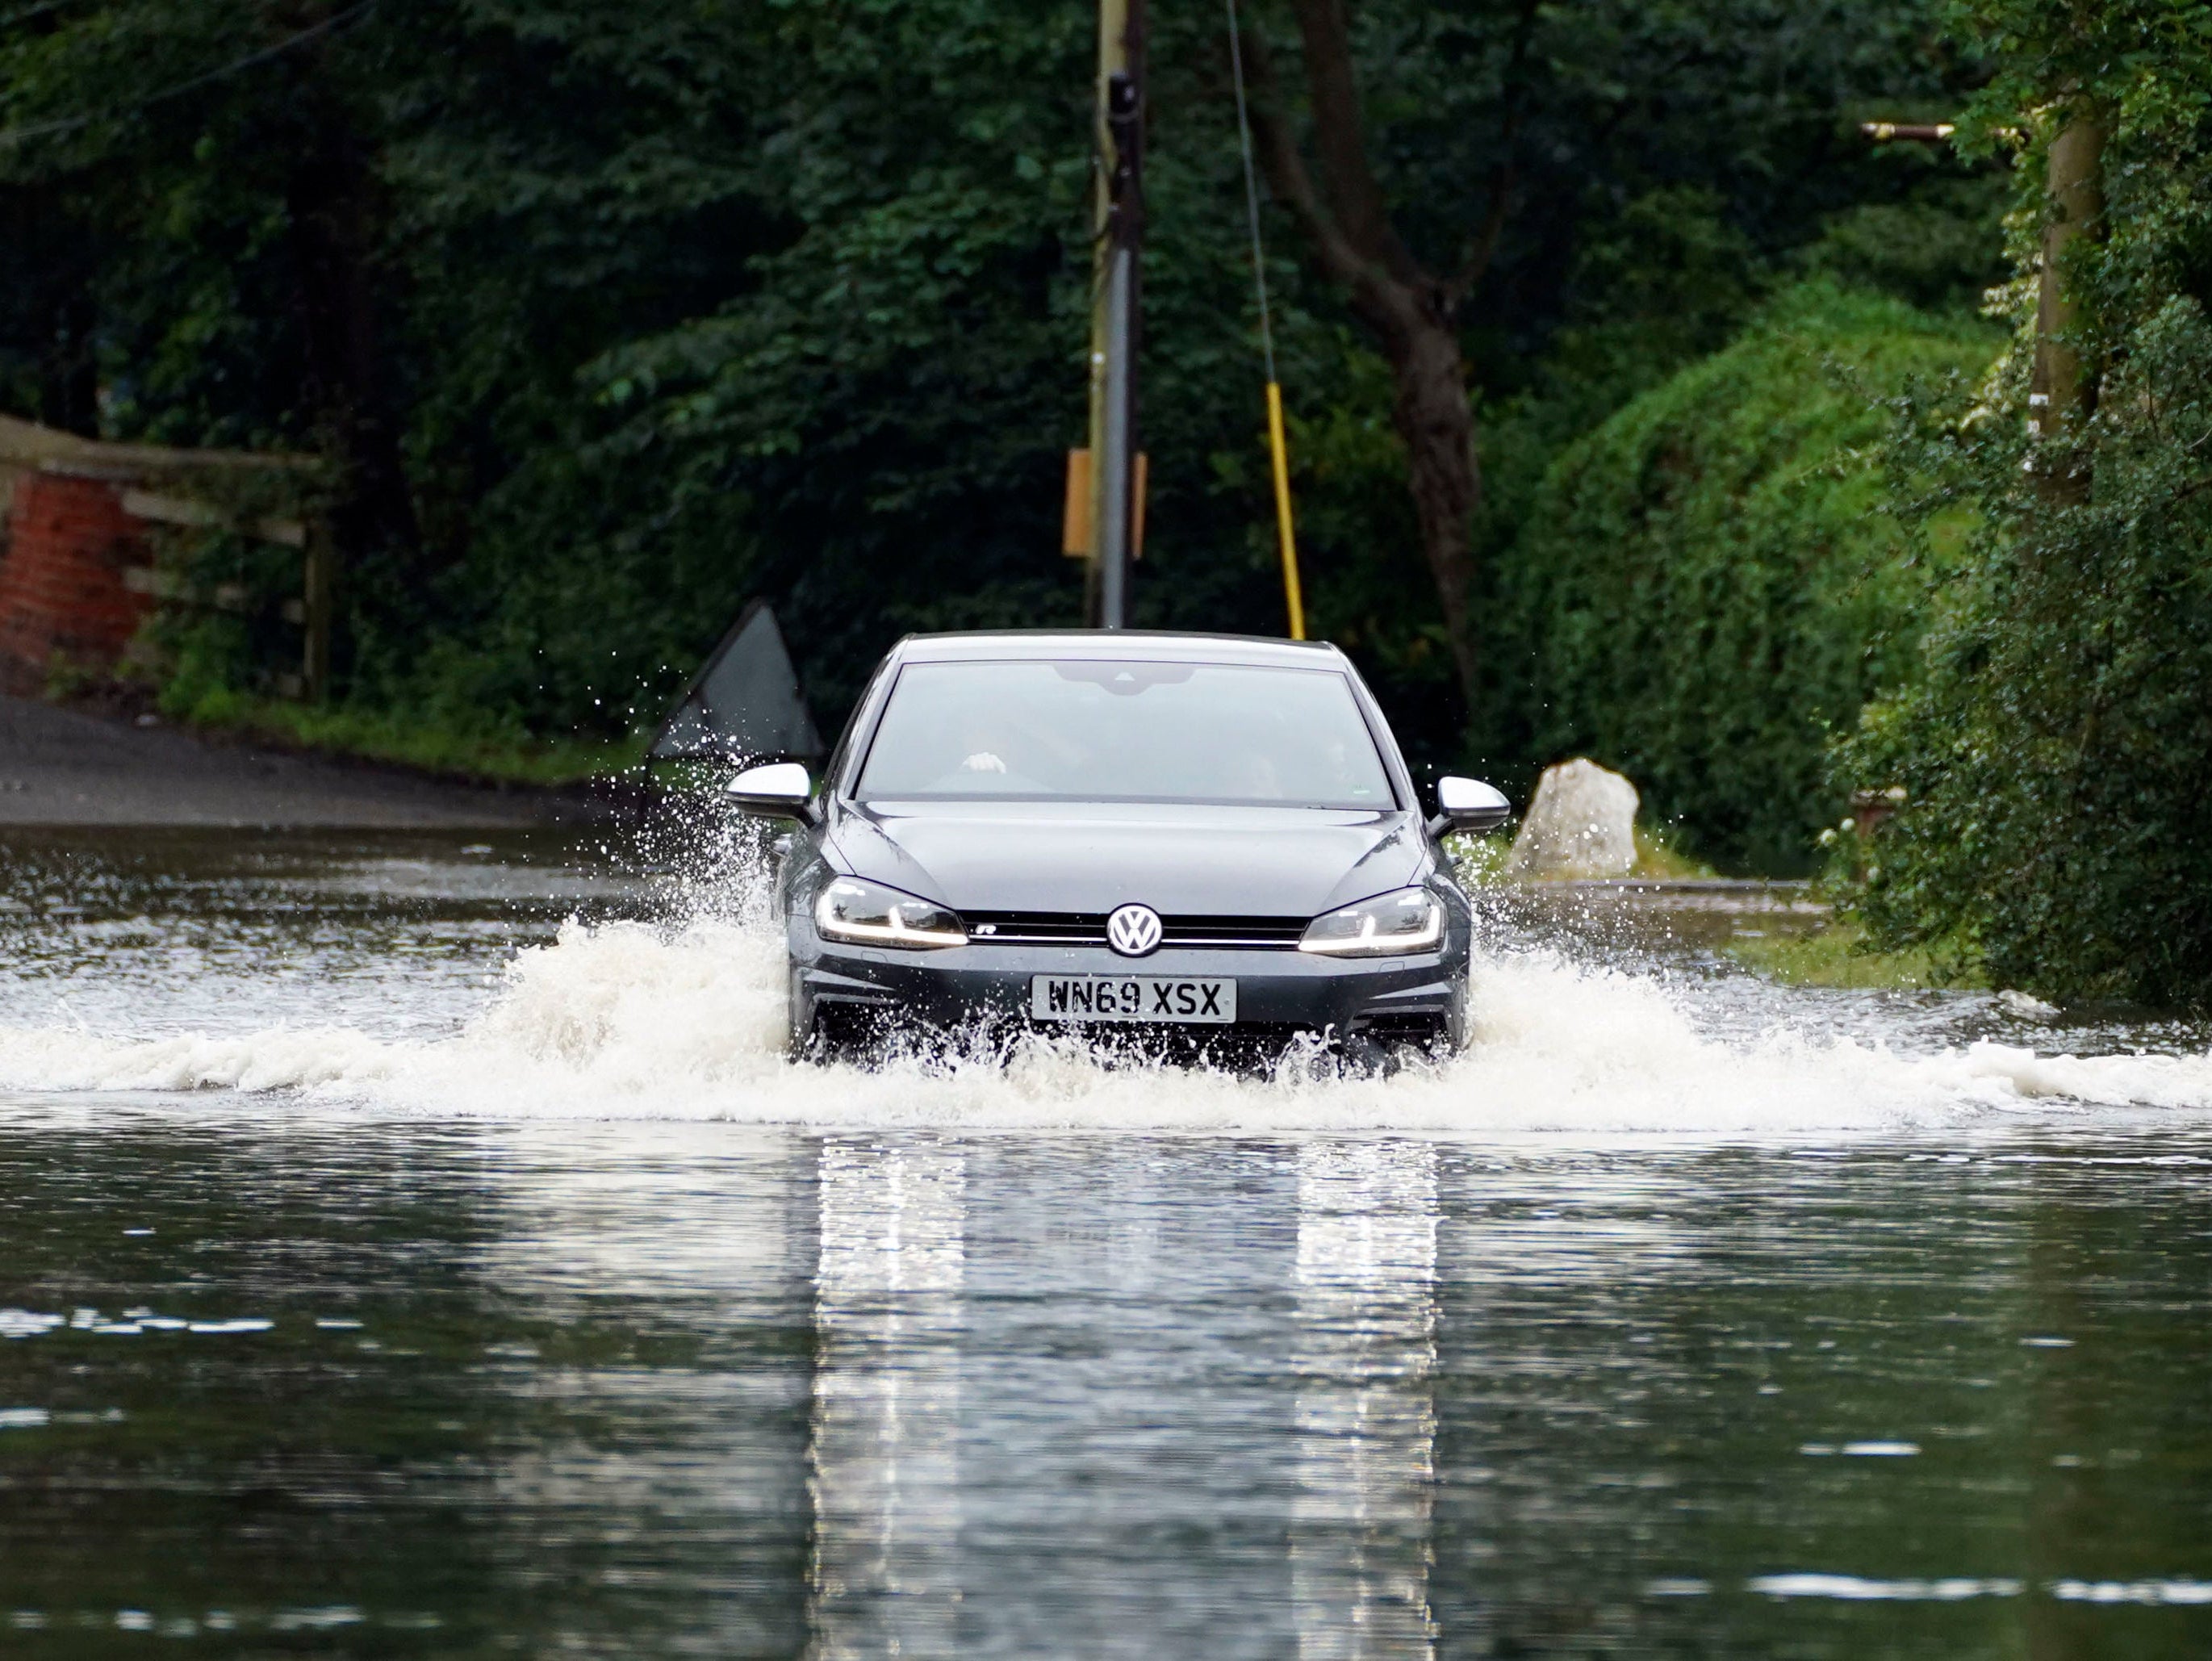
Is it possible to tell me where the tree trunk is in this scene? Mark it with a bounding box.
[285,104,420,587]
[2031,96,2105,503]
[38,284,99,439]
[3,186,101,437]
[1233,6,1516,716]
[1384,306,1480,701]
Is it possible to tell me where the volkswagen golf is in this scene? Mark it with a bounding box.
[728,631,1509,1064]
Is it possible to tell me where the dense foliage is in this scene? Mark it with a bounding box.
[11,0,2199,998]
[1838,0,2212,1004]
[1,0,1990,776]
[1497,282,1998,872]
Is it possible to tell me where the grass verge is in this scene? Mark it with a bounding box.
[1633,826,1718,881]
[159,687,642,788]
[1725,918,1982,990]
[1451,824,1721,886]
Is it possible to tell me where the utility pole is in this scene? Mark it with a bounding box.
[1085,0,1144,629]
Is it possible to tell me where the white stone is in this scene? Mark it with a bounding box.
[1507,759,1640,880]
[1995,989,2059,1023]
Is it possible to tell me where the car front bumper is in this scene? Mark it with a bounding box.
[789,935,1467,1053]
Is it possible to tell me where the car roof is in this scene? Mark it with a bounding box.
[890,630,1349,669]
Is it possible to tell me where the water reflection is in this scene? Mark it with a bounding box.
[474,1125,814,1656]
[1293,1141,1440,1659]
[809,1139,968,1658]
[4,1116,2212,1657]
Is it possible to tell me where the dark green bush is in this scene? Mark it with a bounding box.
[1842,296,2212,1006]
[1494,282,1998,872]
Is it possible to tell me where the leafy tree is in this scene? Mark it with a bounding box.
[1231,0,1977,721]
[0,0,781,713]
[1839,0,2212,1004]
[0,2,427,578]
[2,0,2001,787]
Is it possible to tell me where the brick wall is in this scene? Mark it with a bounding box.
[0,468,153,691]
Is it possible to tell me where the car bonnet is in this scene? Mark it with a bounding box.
[826,799,1428,918]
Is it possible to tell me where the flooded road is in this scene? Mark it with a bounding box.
[2,826,2209,1656]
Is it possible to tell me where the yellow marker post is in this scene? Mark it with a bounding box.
[1265,382,1304,640]
[1231,0,1307,643]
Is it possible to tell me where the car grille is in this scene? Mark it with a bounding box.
[962,911,1307,949]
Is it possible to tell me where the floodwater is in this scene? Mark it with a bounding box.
[1,826,2209,1658]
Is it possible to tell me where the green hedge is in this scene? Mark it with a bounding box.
[1842,295,2212,1007]
[1491,282,1999,872]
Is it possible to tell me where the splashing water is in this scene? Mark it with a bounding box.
[6,872,2212,1135]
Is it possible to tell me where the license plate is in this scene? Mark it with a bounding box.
[1029,975,1236,1024]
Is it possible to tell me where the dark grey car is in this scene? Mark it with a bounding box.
[728,631,1509,1063]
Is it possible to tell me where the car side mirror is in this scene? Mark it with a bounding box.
[1430,776,1511,837]
[726,760,815,820]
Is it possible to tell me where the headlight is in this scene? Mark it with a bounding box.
[814,877,967,949]
[1298,888,1443,956]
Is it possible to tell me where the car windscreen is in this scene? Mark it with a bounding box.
[853,659,1395,809]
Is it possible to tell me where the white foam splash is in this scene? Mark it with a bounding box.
[1749,1574,2021,1601]
[3,916,2212,1133]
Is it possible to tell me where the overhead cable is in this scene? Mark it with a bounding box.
[0,0,378,149]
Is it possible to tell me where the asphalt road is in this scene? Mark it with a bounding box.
[0,696,600,828]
